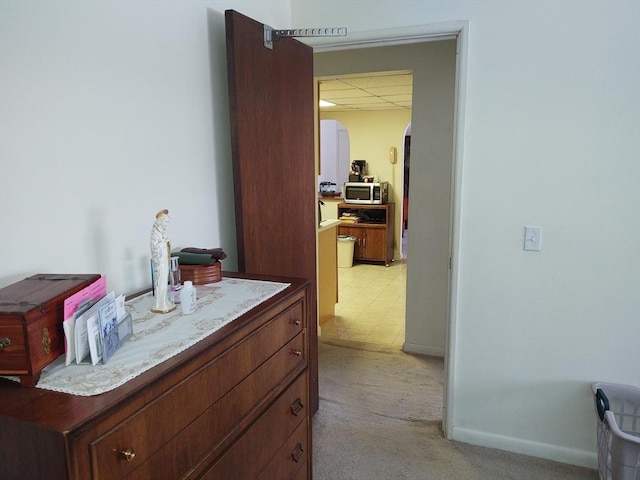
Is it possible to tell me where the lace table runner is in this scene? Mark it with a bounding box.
[13,278,290,396]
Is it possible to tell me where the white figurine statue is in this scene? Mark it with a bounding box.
[150,209,176,313]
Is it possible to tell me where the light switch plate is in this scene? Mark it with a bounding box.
[524,226,542,251]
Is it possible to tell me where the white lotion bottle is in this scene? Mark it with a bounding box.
[180,281,197,314]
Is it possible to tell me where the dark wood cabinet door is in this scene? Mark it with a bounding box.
[361,227,386,261]
[225,10,318,415]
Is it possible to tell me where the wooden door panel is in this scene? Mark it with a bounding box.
[363,228,386,260]
[225,10,318,414]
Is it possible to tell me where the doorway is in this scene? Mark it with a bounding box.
[317,71,413,262]
[317,70,413,348]
[402,127,411,259]
[312,24,468,438]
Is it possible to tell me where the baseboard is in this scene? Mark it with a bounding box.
[403,342,444,357]
[452,426,597,469]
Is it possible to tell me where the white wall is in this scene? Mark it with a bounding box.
[295,0,640,469]
[0,0,290,293]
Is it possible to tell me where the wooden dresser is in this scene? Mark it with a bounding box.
[0,274,312,480]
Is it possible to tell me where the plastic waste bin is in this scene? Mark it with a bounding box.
[337,235,356,268]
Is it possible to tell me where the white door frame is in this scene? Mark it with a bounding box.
[309,20,469,439]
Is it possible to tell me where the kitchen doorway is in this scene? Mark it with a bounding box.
[312,24,467,438]
[317,70,412,349]
[317,74,412,347]
[318,71,413,263]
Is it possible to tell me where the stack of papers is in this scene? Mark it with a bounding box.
[62,277,132,366]
[340,212,360,223]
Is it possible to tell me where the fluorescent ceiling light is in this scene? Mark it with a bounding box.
[319,99,335,107]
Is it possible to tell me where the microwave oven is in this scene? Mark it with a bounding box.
[343,182,389,204]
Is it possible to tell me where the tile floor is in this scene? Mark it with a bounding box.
[319,260,407,349]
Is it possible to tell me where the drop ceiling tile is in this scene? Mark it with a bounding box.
[382,94,413,103]
[343,75,413,89]
[319,79,356,91]
[358,105,409,111]
[367,86,413,96]
[322,88,370,99]
[318,72,414,111]
[340,97,388,105]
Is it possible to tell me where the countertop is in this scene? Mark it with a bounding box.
[317,219,341,233]
[317,196,343,201]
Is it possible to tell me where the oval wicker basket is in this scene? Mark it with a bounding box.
[179,262,221,285]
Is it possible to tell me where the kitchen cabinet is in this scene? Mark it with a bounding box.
[338,203,395,266]
[0,274,311,480]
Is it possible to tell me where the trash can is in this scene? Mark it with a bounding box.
[337,235,356,268]
[592,382,640,480]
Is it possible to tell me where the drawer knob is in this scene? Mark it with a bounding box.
[293,318,302,326]
[0,337,10,351]
[291,398,304,416]
[291,443,304,463]
[291,348,302,357]
[119,448,136,462]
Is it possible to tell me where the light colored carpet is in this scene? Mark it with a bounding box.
[313,339,597,480]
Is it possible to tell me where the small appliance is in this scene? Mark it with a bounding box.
[343,182,389,204]
[319,181,337,197]
[349,160,367,182]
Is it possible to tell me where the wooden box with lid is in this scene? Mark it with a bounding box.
[0,273,101,387]
[179,261,222,285]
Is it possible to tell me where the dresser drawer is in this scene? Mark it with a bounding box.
[293,462,309,480]
[79,299,305,479]
[122,332,306,480]
[255,420,308,480]
[201,371,309,480]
